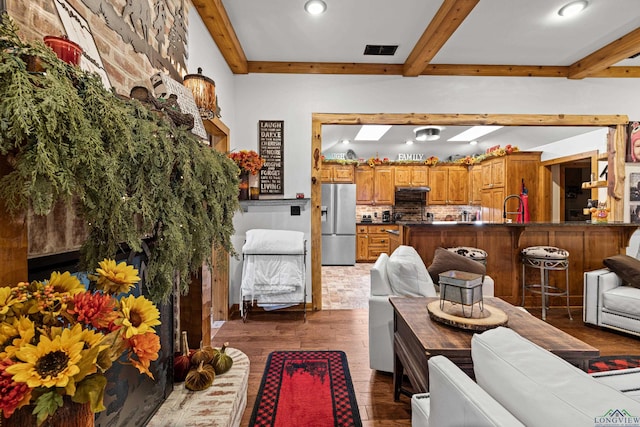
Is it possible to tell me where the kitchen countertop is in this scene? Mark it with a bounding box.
[397,221,640,227]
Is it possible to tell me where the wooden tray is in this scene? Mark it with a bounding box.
[427,300,508,331]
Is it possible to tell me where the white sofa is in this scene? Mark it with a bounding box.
[412,327,640,427]
[369,246,494,373]
[584,268,640,337]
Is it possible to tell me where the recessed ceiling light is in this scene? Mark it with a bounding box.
[341,139,349,145]
[558,1,588,17]
[448,126,503,142]
[304,0,327,15]
[405,140,414,145]
[355,125,391,141]
[469,140,478,145]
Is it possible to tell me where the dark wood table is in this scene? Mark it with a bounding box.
[391,296,600,400]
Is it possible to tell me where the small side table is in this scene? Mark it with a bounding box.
[438,270,484,317]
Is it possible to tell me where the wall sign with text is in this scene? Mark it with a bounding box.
[259,120,284,195]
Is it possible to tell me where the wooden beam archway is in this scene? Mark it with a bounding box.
[310,113,629,311]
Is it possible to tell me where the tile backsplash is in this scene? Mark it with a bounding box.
[356,203,479,222]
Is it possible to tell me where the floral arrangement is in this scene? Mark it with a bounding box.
[228,150,265,175]
[366,156,390,167]
[424,156,439,166]
[0,260,161,425]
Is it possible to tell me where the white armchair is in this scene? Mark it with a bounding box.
[368,246,495,373]
[584,266,640,337]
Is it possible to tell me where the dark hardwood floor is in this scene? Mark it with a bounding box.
[212,306,639,426]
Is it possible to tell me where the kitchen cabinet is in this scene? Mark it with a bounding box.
[481,187,505,223]
[428,166,469,205]
[355,165,394,205]
[356,224,399,262]
[481,157,506,189]
[321,162,354,183]
[374,166,395,205]
[479,152,541,222]
[469,165,483,205]
[394,165,429,187]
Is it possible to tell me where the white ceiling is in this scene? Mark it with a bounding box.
[207,0,640,159]
[220,0,640,67]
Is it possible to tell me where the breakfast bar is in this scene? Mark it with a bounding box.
[398,221,639,307]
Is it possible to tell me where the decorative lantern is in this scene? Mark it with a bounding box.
[183,68,216,119]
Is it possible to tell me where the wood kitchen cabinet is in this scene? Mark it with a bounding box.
[481,157,506,189]
[428,166,469,205]
[469,165,483,205]
[479,152,541,222]
[355,165,394,205]
[356,224,399,262]
[321,162,354,183]
[394,165,429,187]
[374,166,395,205]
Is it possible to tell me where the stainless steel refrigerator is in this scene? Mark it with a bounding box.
[321,183,356,265]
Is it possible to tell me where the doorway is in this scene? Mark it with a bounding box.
[309,114,628,311]
[562,162,591,222]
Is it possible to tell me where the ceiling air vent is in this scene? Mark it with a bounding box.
[364,45,398,56]
[629,51,640,59]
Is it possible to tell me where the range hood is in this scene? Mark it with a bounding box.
[395,186,431,192]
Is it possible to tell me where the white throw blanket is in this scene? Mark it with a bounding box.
[241,229,306,308]
[242,229,305,255]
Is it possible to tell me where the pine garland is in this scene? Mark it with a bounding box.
[0,16,240,303]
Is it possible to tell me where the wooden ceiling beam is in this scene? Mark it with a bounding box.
[248,61,403,75]
[403,0,479,77]
[192,0,248,74]
[568,27,640,79]
[247,61,640,78]
[312,113,628,127]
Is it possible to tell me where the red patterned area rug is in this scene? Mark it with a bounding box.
[249,350,362,427]
[588,356,640,373]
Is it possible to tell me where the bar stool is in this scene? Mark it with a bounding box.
[521,246,572,321]
[447,246,488,266]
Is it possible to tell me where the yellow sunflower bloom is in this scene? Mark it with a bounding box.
[0,287,13,316]
[1,316,35,359]
[47,272,85,296]
[6,327,84,388]
[117,295,161,339]
[95,259,141,294]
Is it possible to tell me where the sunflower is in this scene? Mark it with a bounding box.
[95,260,141,294]
[1,316,35,360]
[6,326,84,388]
[117,295,161,339]
[46,271,85,296]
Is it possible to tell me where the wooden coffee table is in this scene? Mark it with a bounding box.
[390,296,599,400]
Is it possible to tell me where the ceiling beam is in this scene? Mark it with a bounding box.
[312,113,628,127]
[247,61,640,78]
[403,0,479,77]
[192,0,248,74]
[568,27,640,79]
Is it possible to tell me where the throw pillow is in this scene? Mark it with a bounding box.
[603,254,640,289]
[386,246,436,297]
[428,247,486,285]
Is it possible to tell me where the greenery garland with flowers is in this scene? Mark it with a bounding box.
[0,259,160,425]
[322,145,519,168]
[0,16,239,303]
